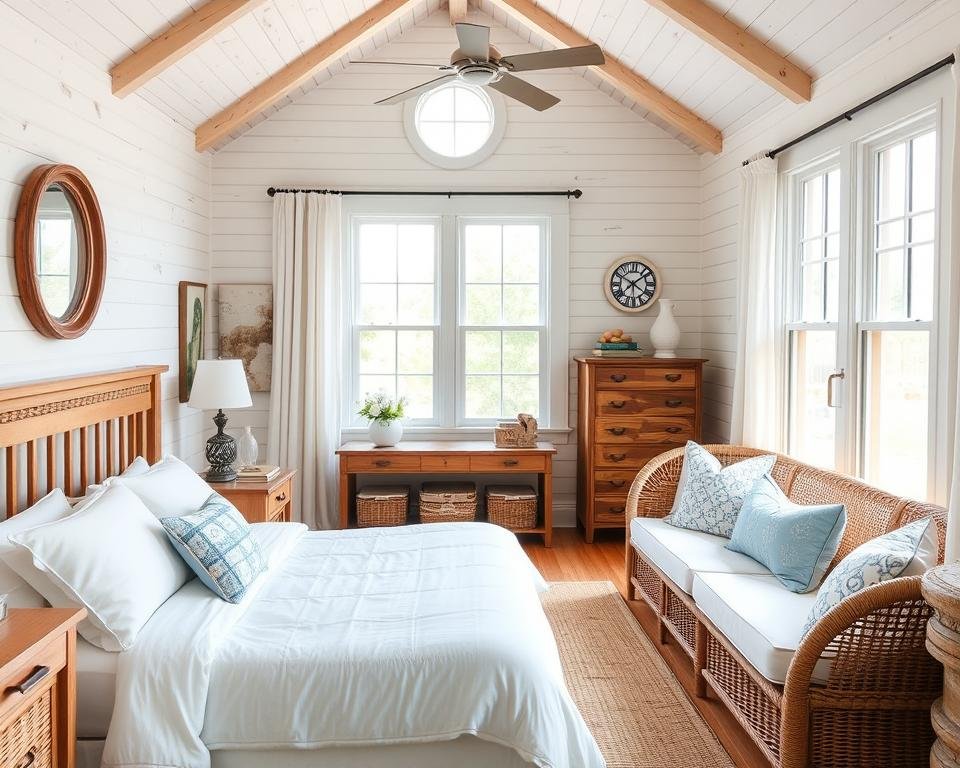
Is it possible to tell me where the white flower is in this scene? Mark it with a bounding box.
[368,402,382,418]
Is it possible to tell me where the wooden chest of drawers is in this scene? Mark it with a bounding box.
[576,357,705,542]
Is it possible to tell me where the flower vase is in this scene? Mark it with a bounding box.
[369,420,403,447]
[237,426,259,468]
[649,299,681,358]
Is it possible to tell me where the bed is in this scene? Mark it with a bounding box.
[0,367,604,768]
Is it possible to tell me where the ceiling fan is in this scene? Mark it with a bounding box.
[358,22,605,111]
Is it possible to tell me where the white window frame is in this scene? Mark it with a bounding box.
[341,196,569,437]
[777,70,953,503]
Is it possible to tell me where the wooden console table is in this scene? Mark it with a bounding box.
[336,441,556,546]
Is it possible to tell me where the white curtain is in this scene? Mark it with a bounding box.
[730,154,782,451]
[268,192,342,529]
[945,50,960,561]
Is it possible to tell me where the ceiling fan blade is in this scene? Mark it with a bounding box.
[353,60,452,70]
[455,22,490,60]
[489,74,560,111]
[375,74,458,106]
[499,44,605,72]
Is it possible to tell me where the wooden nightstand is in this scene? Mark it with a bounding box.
[206,469,297,523]
[0,608,85,768]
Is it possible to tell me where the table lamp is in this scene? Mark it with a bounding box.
[188,359,252,482]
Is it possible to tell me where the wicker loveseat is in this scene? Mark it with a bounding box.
[625,444,947,768]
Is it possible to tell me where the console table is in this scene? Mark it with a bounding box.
[336,441,556,546]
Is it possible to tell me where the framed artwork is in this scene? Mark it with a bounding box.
[178,281,206,403]
[218,284,273,392]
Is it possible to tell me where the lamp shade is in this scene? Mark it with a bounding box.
[187,359,252,410]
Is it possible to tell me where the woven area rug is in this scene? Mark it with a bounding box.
[541,581,734,768]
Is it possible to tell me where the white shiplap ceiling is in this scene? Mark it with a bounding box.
[6,0,946,151]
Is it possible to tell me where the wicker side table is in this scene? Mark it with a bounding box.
[923,563,960,767]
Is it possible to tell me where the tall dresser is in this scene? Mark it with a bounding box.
[576,357,705,542]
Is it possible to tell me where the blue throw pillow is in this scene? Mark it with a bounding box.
[726,475,846,593]
[161,493,265,603]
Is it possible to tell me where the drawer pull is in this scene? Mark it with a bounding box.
[610,373,627,383]
[374,460,391,468]
[275,491,287,503]
[609,506,625,514]
[608,480,626,488]
[18,751,36,768]
[665,373,682,382]
[609,400,626,409]
[503,459,519,466]
[10,666,49,696]
[608,453,627,463]
[665,399,683,408]
[606,426,627,436]
[665,426,683,434]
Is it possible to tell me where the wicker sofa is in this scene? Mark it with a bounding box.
[624,444,947,768]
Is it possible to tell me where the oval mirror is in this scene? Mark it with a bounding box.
[15,164,106,339]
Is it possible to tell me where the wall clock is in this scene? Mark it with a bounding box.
[603,257,661,313]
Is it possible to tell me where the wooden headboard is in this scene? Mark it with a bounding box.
[0,366,168,516]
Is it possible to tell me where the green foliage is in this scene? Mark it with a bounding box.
[358,392,408,424]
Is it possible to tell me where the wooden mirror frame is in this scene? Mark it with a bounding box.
[14,164,107,339]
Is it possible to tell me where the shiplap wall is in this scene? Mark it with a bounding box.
[211,9,702,526]
[699,0,960,444]
[0,1,212,470]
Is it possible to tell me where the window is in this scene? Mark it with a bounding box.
[346,198,568,432]
[782,101,943,502]
[403,83,506,169]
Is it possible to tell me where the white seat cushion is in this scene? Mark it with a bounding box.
[692,572,832,685]
[630,517,769,594]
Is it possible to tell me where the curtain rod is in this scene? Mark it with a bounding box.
[266,187,583,199]
[743,53,956,166]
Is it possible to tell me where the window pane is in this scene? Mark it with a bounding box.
[455,123,490,156]
[465,376,500,419]
[359,284,397,325]
[877,219,904,249]
[358,330,396,373]
[825,259,839,322]
[875,249,906,320]
[802,176,823,237]
[910,243,934,320]
[863,330,929,499]
[801,261,824,321]
[418,86,454,121]
[503,285,539,325]
[418,122,455,156]
[397,225,435,282]
[397,330,433,374]
[502,331,539,374]
[826,169,840,232]
[359,224,397,283]
[464,225,501,282]
[910,131,936,212]
[397,375,432,419]
[465,331,501,373]
[464,284,501,324]
[503,376,539,417]
[878,142,906,220]
[789,329,836,469]
[910,212,934,243]
[358,375,395,400]
[397,284,434,324]
[503,225,540,282]
[454,86,490,121]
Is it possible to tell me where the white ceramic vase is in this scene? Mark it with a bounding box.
[649,298,681,358]
[368,420,403,447]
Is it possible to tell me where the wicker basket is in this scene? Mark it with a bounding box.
[494,413,538,448]
[486,485,537,530]
[0,686,53,768]
[419,482,477,523]
[356,486,409,527]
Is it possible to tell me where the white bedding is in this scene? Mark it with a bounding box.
[77,639,117,738]
[103,522,604,768]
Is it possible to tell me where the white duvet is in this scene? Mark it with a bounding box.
[102,522,605,768]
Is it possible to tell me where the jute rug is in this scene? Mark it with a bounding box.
[541,581,734,768]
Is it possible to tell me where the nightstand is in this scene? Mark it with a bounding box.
[0,608,85,768]
[205,469,297,523]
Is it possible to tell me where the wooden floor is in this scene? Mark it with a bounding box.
[521,528,768,768]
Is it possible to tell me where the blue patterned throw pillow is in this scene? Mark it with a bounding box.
[801,518,936,636]
[665,442,775,538]
[161,493,265,603]
[726,475,846,593]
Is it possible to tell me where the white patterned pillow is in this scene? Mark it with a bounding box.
[161,493,265,604]
[801,518,937,636]
[665,442,775,537]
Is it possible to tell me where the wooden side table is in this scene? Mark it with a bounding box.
[206,469,297,523]
[923,564,960,767]
[0,608,86,768]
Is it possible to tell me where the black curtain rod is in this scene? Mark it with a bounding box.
[267,187,583,199]
[743,53,956,166]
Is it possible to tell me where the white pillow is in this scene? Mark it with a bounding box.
[81,455,151,499]
[0,489,74,608]
[115,454,213,518]
[9,483,192,651]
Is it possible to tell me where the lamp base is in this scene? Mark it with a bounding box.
[205,409,238,483]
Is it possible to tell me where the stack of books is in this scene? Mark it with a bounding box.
[236,465,280,482]
[592,342,645,358]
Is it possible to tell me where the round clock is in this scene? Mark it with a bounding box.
[603,257,661,313]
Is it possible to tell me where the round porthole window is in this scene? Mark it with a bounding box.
[404,82,506,169]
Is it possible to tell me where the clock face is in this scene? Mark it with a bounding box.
[604,258,660,312]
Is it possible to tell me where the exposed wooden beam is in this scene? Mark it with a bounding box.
[112,0,266,97]
[449,0,468,24]
[485,0,722,153]
[645,0,811,103]
[195,0,420,151]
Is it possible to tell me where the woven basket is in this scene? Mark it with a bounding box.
[356,486,409,527]
[419,482,477,523]
[0,686,53,768]
[486,485,537,530]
